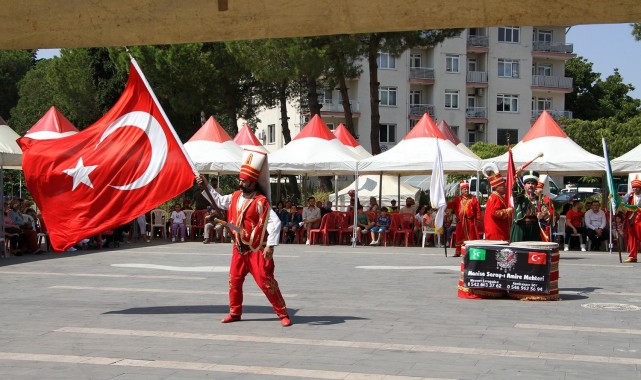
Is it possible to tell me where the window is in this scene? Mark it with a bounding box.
[409,119,419,129]
[467,58,477,72]
[410,53,422,68]
[498,59,519,77]
[267,124,276,144]
[377,52,396,69]
[497,129,519,146]
[467,96,476,108]
[445,90,459,109]
[326,123,335,131]
[497,94,519,113]
[450,125,459,138]
[535,97,552,111]
[379,86,397,106]
[468,130,477,145]
[446,54,460,73]
[535,63,552,76]
[318,89,333,104]
[498,26,520,43]
[409,90,422,105]
[379,124,397,143]
[537,29,552,43]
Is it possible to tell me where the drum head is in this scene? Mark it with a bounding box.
[464,240,508,246]
[510,241,559,250]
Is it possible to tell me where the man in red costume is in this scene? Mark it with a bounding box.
[535,181,555,242]
[484,172,512,241]
[448,180,481,257]
[197,149,291,326]
[624,177,641,263]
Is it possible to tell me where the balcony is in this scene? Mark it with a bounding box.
[532,41,575,57]
[320,101,360,114]
[466,71,488,84]
[531,75,573,92]
[467,35,489,51]
[409,103,435,117]
[466,107,488,120]
[531,109,573,121]
[409,67,435,86]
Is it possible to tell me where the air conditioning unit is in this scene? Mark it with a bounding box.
[474,88,485,96]
[476,124,485,133]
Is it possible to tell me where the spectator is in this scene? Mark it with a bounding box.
[8,200,40,255]
[302,196,321,245]
[4,208,21,255]
[370,208,391,246]
[564,201,587,252]
[282,202,302,243]
[613,212,626,249]
[351,204,374,245]
[203,206,226,244]
[584,200,608,251]
[321,200,333,217]
[389,199,398,212]
[169,203,187,242]
[399,197,417,214]
[367,196,379,213]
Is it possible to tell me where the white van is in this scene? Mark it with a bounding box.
[468,175,559,198]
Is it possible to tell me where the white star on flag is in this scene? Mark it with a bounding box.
[62,157,98,190]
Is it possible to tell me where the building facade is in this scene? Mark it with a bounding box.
[253,26,574,154]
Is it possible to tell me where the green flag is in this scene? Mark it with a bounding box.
[468,247,486,260]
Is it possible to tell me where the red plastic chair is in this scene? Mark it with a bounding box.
[191,210,207,240]
[336,212,354,245]
[309,212,339,245]
[378,213,399,247]
[393,212,416,247]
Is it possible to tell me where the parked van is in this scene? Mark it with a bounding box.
[468,175,559,198]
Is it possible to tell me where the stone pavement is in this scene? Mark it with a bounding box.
[0,240,640,379]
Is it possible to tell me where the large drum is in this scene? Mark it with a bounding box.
[458,240,509,299]
[507,241,560,301]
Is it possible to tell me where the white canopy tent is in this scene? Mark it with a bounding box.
[233,123,269,154]
[0,122,22,170]
[184,116,243,174]
[358,113,481,175]
[333,123,372,160]
[269,115,361,175]
[612,143,641,174]
[330,175,421,211]
[24,106,79,140]
[483,111,605,176]
[436,120,481,160]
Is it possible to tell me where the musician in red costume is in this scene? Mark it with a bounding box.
[448,180,481,257]
[535,180,555,242]
[197,149,291,326]
[624,177,641,263]
[483,171,513,241]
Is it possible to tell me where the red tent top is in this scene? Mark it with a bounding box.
[233,123,262,147]
[522,110,568,142]
[187,116,232,142]
[27,106,79,134]
[333,123,360,147]
[404,113,446,140]
[436,120,461,145]
[294,114,336,141]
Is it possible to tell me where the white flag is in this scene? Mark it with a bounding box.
[430,139,446,234]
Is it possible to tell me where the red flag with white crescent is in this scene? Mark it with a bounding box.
[18,59,196,251]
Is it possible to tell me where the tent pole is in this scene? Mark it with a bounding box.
[352,164,359,248]
[334,174,338,211]
[378,173,383,210]
[277,171,281,203]
[397,174,401,211]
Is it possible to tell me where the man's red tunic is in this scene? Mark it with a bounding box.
[484,191,511,241]
[449,195,481,254]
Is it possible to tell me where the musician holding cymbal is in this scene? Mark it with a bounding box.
[510,170,553,242]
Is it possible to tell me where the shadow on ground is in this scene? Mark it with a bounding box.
[104,304,368,325]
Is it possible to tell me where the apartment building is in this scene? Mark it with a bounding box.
[253,26,575,154]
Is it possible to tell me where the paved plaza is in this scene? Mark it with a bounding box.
[0,240,640,379]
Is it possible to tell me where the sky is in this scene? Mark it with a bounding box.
[37,23,641,99]
[566,23,641,99]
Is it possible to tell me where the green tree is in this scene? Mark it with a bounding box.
[470,142,508,159]
[632,23,641,41]
[0,49,36,121]
[565,57,640,121]
[359,30,461,155]
[9,59,56,135]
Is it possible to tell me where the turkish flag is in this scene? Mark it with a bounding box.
[18,60,195,251]
[527,251,547,265]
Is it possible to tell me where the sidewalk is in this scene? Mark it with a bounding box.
[0,241,639,379]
